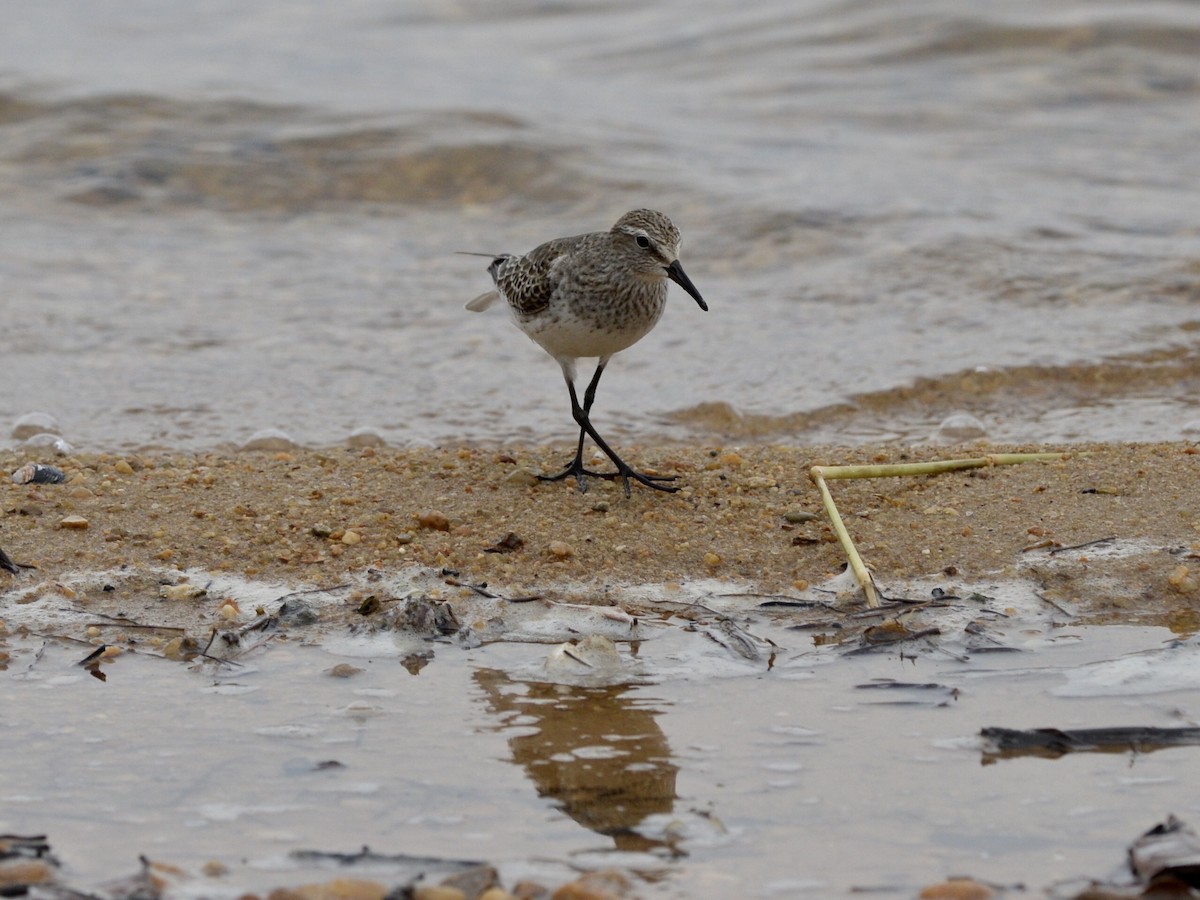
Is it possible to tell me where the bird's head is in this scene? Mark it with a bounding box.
[612,209,708,311]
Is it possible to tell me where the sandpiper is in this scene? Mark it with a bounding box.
[466,209,707,496]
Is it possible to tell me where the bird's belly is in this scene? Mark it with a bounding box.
[520,313,657,361]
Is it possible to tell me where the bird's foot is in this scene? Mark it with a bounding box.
[538,459,678,496]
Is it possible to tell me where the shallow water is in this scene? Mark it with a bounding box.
[2,1,1200,451]
[4,6,1200,896]
[2,613,1198,897]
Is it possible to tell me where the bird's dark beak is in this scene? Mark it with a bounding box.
[666,260,708,311]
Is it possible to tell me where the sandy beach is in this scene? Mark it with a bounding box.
[4,442,1198,629]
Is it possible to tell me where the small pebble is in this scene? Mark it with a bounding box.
[505,469,540,487]
[417,510,451,531]
[551,870,632,900]
[740,475,776,489]
[327,663,363,678]
[703,551,722,567]
[290,878,390,900]
[783,510,817,524]
[114,459,135,475]
[548,540,574,559]
[918,878,995,900]
[341,530,362,545]
[161,583,206,601]
[58,515,89,530]
[0,860,56,888]
[311,523,333,538]
[1168,564,1199,595]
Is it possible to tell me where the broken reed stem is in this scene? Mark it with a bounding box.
[811,466,879,607]
[810,452,1070,609]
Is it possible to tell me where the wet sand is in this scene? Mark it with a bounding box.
[3,442,1199,628]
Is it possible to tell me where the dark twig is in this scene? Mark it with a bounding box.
[1049,535,1117,556]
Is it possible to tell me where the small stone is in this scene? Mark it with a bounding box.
[58,515,89,530]
[918,878,995,900]
[278,598,320,626]
[551,870,631,900]
[548,540,574,558]
[478,889,516,900]
[783,510,817,524]
[0,859,56,889]
[161,583,206,601]
[511,883,550,900]
[741,475,777,489]
[311,523,333,538]
[11,411,61,441]
[218,600,240,620]
[326,663,363,678]
[394,531,415,545]
[114,459,135,475]
[484,532,524,554]
[341,530,362,545]
[440,865,499,899]
[286,878,389,900]
[703,551,722,567]
[417,510,451,531]
[505,469,540,486]
[1168,564,1200,595]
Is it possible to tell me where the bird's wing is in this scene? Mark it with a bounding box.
[497,236,584,317]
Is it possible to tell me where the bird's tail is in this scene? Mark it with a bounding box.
[458,251,513,310]
[465,290,500,312]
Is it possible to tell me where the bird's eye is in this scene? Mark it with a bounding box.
[635,235,651,249]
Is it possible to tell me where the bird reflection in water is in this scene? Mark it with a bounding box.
[472,668,680,855]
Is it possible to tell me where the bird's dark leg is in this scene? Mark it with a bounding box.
[538,362,610,490]
[537,361,677,497]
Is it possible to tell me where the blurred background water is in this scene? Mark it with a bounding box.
[2,0,1199,451]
